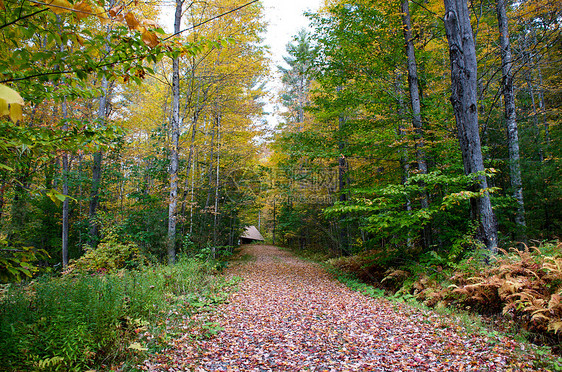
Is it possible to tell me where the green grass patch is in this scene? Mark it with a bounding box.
[0,257,229,371]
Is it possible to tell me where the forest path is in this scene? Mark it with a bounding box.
[145,245,538,371]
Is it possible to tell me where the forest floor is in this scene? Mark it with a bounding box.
[141,245,549,371]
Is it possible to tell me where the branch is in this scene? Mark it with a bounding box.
[162,0,260,42]
[0,0,260,84]
[0,8,48,30]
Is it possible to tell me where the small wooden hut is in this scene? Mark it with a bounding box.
[240,225,265,244]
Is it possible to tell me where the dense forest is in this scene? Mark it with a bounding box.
[0,0,268,278]
[0,0,561,369]
[271,0,560,256]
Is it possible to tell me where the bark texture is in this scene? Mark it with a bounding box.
[401,0,428,180]
[496,0,526,232]
[401,0,430,247]
[443,0,498,251]
[89,75,107,244]
[61,98,69,267]
[167,0,183,265]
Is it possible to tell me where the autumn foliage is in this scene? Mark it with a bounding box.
[329,241,562,351]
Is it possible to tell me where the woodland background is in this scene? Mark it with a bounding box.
[0,0,561,369]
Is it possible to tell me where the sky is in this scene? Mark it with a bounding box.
[260,0,323,67]
[259,0,323,127]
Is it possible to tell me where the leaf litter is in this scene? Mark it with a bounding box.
[141,245,549,371]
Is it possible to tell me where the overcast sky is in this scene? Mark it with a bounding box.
[259,0,323,127]
[260,0,322,66]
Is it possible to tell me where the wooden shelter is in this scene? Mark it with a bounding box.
[240,225,265,244]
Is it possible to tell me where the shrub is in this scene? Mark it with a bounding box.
[65,232,147,275]
[0,258,222,371]
[451,243,562,338]
[326,241,562,352]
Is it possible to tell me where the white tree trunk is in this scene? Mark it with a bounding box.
[496,0,526,232]
[401,0,431,247]
[61,98,69,267]
[167,0,183,264]
[401,0,428,181]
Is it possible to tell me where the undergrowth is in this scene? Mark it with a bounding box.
[0,257,232,371]
[323,241,562,368]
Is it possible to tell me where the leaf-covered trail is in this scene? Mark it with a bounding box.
[145,245,540,371]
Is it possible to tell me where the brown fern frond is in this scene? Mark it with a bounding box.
[548,321,562,334]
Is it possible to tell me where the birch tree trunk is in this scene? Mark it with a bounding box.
[496,0,526,233]
[443,0,498,251]
[180,113,199,236]
[401,0,430,247]
[167,0,183,264]
[213,112,221,251]
[88,75,107,244]
[88,1,114,245]
[338,116,349,256]
[336,86,349,256]
[401,0,428,181]
[61,98,69,267]
[396,72,413,249]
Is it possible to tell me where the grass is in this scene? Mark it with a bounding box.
[0,257,230,371]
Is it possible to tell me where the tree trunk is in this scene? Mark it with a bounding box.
[167,0,183,265]
[496,0,526,234]
[337,84,349,255]
[338,116,351,256]
[213,113,221,249]
[401,0,428,181]
[396,72,413,249]
[204,117,215,211]
[401,0,430,248]
[88,72,108,245]
[443,0,498,251]
[61,98,69,267]
[88,151,102,243]
[180,113,199,236]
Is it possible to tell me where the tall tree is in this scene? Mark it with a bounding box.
[167,0,185,264]
[401,0,430,247]
[443,0,498,251]
[496,0,526,234]
[278,30,315,126]
[88,75,108,244]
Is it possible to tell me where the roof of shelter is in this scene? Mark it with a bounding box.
[240,225,265,241]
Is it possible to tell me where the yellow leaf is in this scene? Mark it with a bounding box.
[9,102,23,122]
[92,5,108,23]
[0,85,24,122]
[73,32,85,46]
[73,1,92,20]
[0,99,8,116]
[45,0,73,14]
[128,342,148,351]
[141,28,159,48]
[125,12,140,30]
[0,84,24,105]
